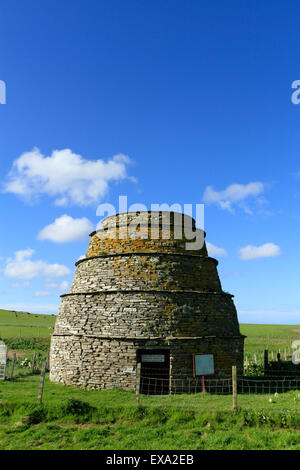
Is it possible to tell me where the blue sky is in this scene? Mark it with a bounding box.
[0,0,300,324]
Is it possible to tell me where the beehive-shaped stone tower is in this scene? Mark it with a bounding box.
[50,211,245,392]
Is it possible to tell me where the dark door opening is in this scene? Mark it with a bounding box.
[137,349,170,395]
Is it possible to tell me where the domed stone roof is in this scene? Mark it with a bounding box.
[50,211,244,391]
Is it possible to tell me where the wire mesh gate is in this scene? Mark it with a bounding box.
[0,341,8,380]
[138,349,170,395]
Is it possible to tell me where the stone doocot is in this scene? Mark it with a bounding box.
[50,211,245,392]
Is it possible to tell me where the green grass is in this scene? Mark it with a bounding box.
[1,374,300,412]
[0,417,299,450]
[0,310,300,449]
[0,309,55,340]
[241,324,300,363]
[0,375,299,450]
[0,309,55,351]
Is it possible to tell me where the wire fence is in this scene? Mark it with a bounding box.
[138,366,300,397]
[238,376,300,394]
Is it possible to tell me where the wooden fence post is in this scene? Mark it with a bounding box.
[136,362,141,405]
[169,359,172,395]
[277,352,281,370]
[264,350,268,372]
[31,352,36,375]
[245,356,248,372]
[9,353,16,380]
[46,349,50,372]
[232,365,237,412]
[37,362,46,404]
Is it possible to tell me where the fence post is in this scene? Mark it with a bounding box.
[136,362,141,405]
[9,353,16,380]
[277,352,281,371]
[264,350,268,372]
[202,375,206,394]
[31,352,36,374]
[46,349,50,372]
[254,354,257,364]
[169,359,172,395]
[232,365,237,412]
[37,361,47,404]
[245,356,248,372]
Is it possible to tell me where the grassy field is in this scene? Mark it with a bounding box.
[0,309,299,450]
[0,309,299,355]
[240,324,300,357]
[0,374,299,450]
[0,309,55,355]
[0,309,55,339]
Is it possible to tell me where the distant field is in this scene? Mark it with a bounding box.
[240,324,300,359]
[0,309,55,340]
[0,309,299,357]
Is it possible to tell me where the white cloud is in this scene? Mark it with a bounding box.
[3,148,133,206]
[54,197,68,207]
[44,282,59,290]
[206,242,227,257]
[202,182,265,213]
[239,243,282,260]
[38,215,94,243]
[11,281,32,289]
[4,249,70,280]
[45,280,69,292]
[59,280,69,291]
[35,291,51,297]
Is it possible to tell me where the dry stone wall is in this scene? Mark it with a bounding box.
[53,291,240,338]
[50,336,244,391]
[50,211,245,391]
[71,254,221,293]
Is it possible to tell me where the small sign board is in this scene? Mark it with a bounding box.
[292,340,300,365]
[292,350,300,365]
[141,354,165,363]
[193,354,214,376]
[0,341,8,380]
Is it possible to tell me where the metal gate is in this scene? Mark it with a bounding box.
[137,349,170,395]
[0,341,8,380]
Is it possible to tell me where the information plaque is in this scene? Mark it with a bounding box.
[141,354,165,363]
[193,354,214,376]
